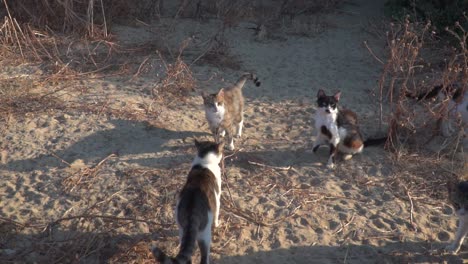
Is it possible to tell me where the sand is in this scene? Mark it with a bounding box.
[1,0,467,263]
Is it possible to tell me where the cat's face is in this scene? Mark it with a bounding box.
[316,89,341,115]
[194,140,224,164]
[449,181,468,215]
[202,90,225,113]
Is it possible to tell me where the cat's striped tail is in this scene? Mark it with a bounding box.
[239,73,261,87]
[249,73,261,87]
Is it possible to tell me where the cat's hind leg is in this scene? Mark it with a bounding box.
[214,193,221,227]
[446,216,468,253]
[326,143,338,169]
[313,134,326,153]
[198,239,210,264]
[225,130,235,150]
[198,213,212,264]
[235,119,243,138]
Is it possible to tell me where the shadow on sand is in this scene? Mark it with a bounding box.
[2,229,466,264]
[217,241,466,264]
[4,119,208,172]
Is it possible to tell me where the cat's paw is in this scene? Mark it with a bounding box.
[227,143,235,151]
[219,130,226,137]
[214,219,220,227]
[326,161,336,169]
[343,154,353,161]
[445,244,460,254]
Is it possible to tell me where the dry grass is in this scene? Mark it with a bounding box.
[365,17,468,224]
[151,39,197,100]
[371,17,466,155]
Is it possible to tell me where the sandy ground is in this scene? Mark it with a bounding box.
[1,0,467,263]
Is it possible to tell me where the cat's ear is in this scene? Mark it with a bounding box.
[333,91,341,101]
[194,138,201,148]
[201,91,208,99]
[317,89,326,98]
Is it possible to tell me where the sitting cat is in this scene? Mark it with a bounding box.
[446,180,468,254]
[313,89,386,168]
[407,83,467,137]
[202,73,261,150]
[152,140,224,264]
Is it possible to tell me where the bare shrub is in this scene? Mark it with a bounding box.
[194,31,242,70]
[370,17,468,200]
[376,18,433,151]
[152,39,197,100]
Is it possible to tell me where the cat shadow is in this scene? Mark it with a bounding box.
[0,228,177,263]
[227,144,354,169]
[217,241,468,264]
[4,119,208,172]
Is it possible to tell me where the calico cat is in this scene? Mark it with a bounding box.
[313,89,386,169]
[446,180,468,254]
[407,83,467,137]
[202,73,261,150]
[152,140,224,264]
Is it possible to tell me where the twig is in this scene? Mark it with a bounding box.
[364,40,384,65]
[404,186,416,231]
[50,214,171,227]
[333,213,356,235]
[248,161,291,171]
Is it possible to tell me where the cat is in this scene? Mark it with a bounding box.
[152,140,224,264]
[446,180,468,254]
[406,83,467,137]
[313,89,386,169]
[202,73,261,150]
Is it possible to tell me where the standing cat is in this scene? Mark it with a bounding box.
[152,140,224,264]
[202,73,261,150]
[446,180,468,254]
[313,89,386,168]
[407,83,467,137]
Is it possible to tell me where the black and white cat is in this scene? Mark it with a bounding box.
[407,84,467,137]
[446,180,468,254]
[152,140,224,264]
[313,89,386,168]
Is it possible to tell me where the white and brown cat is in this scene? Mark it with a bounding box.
[202,73,261,150]
[313,89,386,168]
[152,140,224,264]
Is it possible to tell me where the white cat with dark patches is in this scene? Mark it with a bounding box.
[446,181,468,254]
[407,84,467,137]
[202,73,261,150]
[313,89,387,169]
[152,140,224,264]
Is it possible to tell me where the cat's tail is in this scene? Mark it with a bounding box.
[237,73,261,88]
[249,73,261,87]
[363,137,387,147]
[405,85,443,101]
[152,221,199,264]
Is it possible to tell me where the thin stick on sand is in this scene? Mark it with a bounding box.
[404,186,416,231]
[333,213,356,235]
[247,160,291,170]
